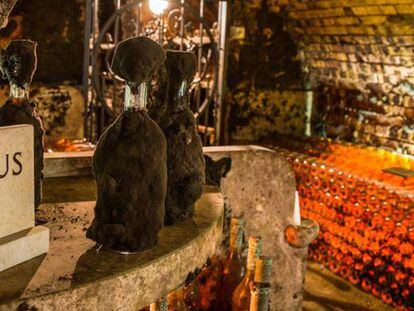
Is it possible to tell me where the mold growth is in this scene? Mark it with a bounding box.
[160,51,205,226]
[0,39,44,209]
[87,37,168,252]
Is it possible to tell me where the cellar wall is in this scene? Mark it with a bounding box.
[3,0,85,83]
[281,0,414,153]
[227,0,307,142]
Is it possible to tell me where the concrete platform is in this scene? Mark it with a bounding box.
[0,187,224,311]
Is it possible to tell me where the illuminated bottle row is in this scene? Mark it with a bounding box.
[269,141,414,310]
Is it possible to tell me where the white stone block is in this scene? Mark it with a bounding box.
[0,124,49,272]
[0,226,49,272]
[0,125,35,238]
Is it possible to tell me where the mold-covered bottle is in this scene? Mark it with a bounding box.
[87,37,167,252]
[249,285,271,311]
[232,236,263,310]
[150,297,168,311]
[0,39,44,209]
[159,50,205,225]
[216,217,245,310]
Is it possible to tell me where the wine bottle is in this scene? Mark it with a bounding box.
[232,236,263,310]
[249,285,270,311]
[197,260,217,310]
[167,289,186,311]
[254,256,272,285]
[150,297,168,311]
[249,256,273,311]
[216,217,245,310]
[86,37,168,252]
[182,272,200,310]
[160,50,205,226]
[0,40,44,209]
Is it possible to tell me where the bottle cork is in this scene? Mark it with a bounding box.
[250,284,270,311]
[254,256,273,284]
[247,236,263,271]
[229,216,245,251]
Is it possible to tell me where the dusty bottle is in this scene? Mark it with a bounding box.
[249,256,273,311]
[167,289,186,311]
[0,40,44,209]
[150,297,168,311]
[232,236,263,310]
[249,285,271,311]
[183,272,200,310]
[197,260,217,310]
[160,50,205,226]
[86,37,167,252]
[216,217,245,310]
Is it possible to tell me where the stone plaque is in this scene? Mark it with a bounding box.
[0,125,34,238]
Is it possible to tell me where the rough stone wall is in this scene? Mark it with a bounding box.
[282,0,414,153]
[230,90,307,141]
[227,0,306,142]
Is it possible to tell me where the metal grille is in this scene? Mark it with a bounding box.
[82,0,229,145]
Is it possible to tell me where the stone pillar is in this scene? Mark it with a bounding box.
[205,145,318,311]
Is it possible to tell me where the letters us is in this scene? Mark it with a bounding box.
[0,152,23,178]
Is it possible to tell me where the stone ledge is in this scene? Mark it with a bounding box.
[43,146,270,178]
[43,146,310,309]
[0,188,223,311]
[0,226,49,273]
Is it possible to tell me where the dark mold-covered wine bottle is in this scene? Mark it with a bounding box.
[86,37,167,252]
[0,39,44,209]
[160,50,205,226]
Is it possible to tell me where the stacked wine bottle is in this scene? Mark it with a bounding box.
[268,141,414,310]
[141,217,273,311]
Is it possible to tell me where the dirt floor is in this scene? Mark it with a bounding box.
[43,176,394,311]
[304,262,393,311]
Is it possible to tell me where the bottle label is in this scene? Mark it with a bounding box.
[124,82,147,111]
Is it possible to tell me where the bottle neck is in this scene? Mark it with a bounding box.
[150,298,168,311]
[229,225,243,254]
[245,267,255,280]
[10,84,29,102]
[246,237,263,271]
[174,80,188,109]
[124,82,147,111]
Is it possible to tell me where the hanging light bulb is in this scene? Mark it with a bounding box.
[149,0,168,15]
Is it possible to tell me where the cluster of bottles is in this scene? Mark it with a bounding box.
[314,143,414,190]
[270,142,414,310]
[141,217,273,311]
